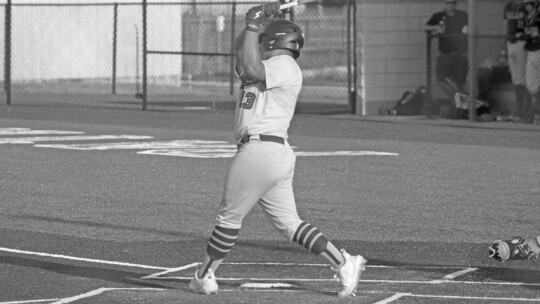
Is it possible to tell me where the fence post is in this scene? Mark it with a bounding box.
[4,0,11,105]
[467,0,477,121]
[142,0,147,110]
[229,2,236,96]
[425,32,433,118]
[112,3,118,95]
[351,0,357,115]
[347,0,352,113]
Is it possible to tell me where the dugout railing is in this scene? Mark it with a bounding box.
[0,1,358,115]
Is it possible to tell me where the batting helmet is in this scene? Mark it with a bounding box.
[259,19,304,59]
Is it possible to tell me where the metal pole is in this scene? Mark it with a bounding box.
[229,2,236,96]
[347,0,352,113]
[467,0,477,121]
[352,0,358,115]
[426,33,433,118]
[142,0,147,110]
[112,3,118,94]
[4,0,11,105]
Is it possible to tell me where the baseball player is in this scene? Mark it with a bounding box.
[520,0,540,122]
[489,235,540,262]
[503,0,531,119]
[424,0,469,98]
[188,1,366,298]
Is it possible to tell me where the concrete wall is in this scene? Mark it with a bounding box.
[357,0,506,115]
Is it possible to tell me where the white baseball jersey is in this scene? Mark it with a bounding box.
[233,55,302,142]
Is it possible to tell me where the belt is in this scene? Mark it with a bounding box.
[238,134,285,146]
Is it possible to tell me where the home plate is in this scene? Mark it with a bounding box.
[239,283,297,289]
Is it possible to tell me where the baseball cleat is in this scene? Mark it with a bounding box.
[332,249,367,298]
[189,269,218,295]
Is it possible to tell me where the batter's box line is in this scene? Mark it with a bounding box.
[141,261,476,280]
[142,262,479,285]
[142,263,540,287]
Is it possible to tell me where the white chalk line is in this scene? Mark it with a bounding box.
[148,275,540,287]
[48,288,164,304]
[2,127,398,158]
[0,130,84,136]
[2,247,536,287]
[373,292,412,304]
[223,262,468,269]
[4,246,540,303]
[430,267,478,283]
[239,282,297,289]
[141,262,200,279]
[0,247,169,271]
[0,135,153,144]
[0,300,60,304]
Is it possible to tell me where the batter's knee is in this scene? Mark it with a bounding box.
[216,213,243,230]
[267,216,303,240]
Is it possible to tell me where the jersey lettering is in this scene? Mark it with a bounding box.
[239,91,256,109]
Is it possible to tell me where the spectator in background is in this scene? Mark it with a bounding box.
[520,0,540,123]
[503,0,530,120]
[424,0,469,100]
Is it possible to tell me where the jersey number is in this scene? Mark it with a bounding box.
[240,91,256,109]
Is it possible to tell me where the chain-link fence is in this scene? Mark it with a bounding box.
[144,1,355,113]
[1,1,356,114]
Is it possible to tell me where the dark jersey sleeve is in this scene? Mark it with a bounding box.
[426,12,441,26]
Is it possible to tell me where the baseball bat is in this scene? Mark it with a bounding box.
[278,0,319,11]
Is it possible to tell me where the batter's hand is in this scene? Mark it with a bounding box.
[245,2,281,32]
[245,5,265,32]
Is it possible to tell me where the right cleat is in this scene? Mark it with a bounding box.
[189,269,218,295]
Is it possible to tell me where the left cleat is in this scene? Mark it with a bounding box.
[332,249,367,297]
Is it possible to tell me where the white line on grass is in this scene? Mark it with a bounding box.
[0,300,60,304]
[153,276,540,287]
[0,130,84,136]
[239,283,297,289]
[0,135,153,144]
[49,288,164,304]
[223,262,467,269]
[141,263,200,279]
[430,267,478,283]
[410,293,540,302]
[0,247,169,270]
[373,293,412,304]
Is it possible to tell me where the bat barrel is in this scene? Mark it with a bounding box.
[277,0,318,11]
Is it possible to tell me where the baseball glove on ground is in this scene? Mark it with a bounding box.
[488,236,540,262]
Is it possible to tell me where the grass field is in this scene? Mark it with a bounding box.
[0,104,539,303]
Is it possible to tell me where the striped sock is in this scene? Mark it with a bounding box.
[206,226,239,260]
[293,222,345,268]
[199,226,239,277]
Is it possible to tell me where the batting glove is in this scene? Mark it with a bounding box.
[488,236,540,262]
[245,6,265,32]
[245,2,280,33]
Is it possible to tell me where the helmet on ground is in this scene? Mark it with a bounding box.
[259,19,304,59]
